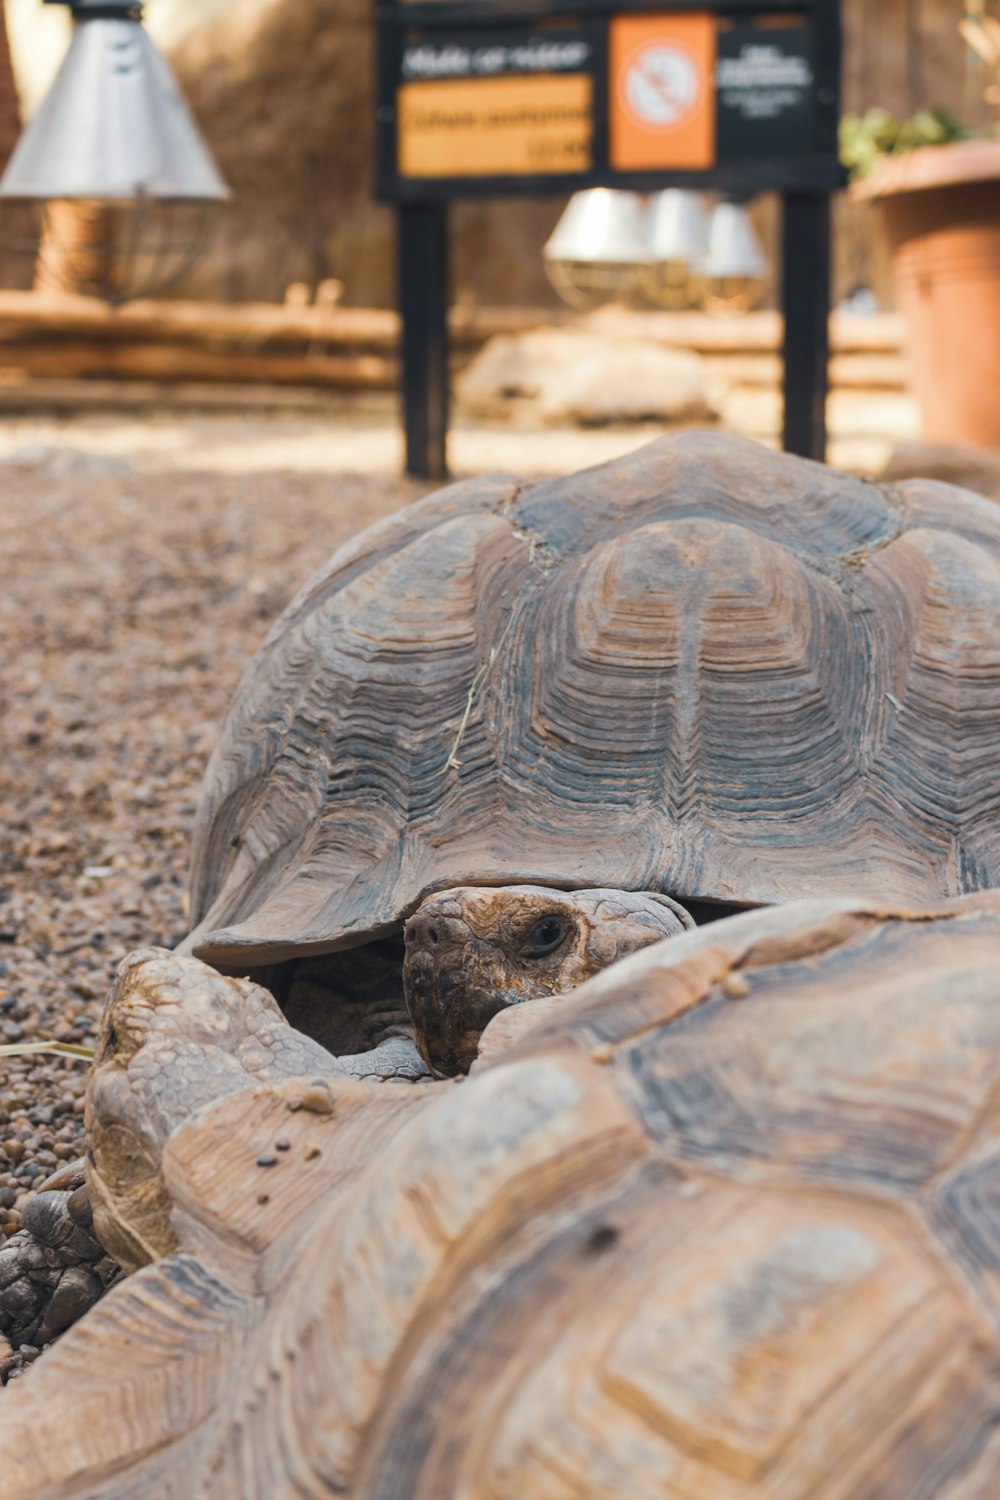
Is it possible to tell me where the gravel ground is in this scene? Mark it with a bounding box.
[1,436,432,1373]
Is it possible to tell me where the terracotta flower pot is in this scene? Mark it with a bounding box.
[856,139,1000,449]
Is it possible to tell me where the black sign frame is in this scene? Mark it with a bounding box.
[375,0,844,477]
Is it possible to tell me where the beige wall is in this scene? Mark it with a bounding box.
[5,0,274,112]
[6,0,68,117]
[162,0,565,306]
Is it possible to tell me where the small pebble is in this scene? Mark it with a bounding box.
[256,1154,278,1168]
[304,1145,321,1162]
[274,1138,291,1152]
[721,972,750,999]
[256,1192,270,1205]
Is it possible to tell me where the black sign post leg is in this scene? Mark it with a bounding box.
[781,191,831,462]
[398,201,450,481]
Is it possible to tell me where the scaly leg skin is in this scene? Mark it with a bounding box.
[0,1161,123,1382]
[1,948,427,1373]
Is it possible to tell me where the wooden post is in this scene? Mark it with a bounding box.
[398,201,449,481]
[781,191,832,462]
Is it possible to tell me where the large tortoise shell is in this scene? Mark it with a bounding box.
[4,893,1000,1498]
[186,432,1000,967]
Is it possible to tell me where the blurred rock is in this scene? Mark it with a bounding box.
[456,328,715,427]
[880,443,1000,502]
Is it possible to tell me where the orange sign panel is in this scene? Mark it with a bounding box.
[610,12,716,171]
[399,74,593,179]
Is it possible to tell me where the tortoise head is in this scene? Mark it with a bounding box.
[403,885,693,1076]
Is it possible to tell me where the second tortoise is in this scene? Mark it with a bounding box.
[3,893,1000,1496]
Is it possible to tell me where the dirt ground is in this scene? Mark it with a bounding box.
[0,400,687,481]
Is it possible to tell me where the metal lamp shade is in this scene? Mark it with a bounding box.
[701,201,766,279]
[0,17,228,202]
[646,189,709,264]
[545,189,652,266]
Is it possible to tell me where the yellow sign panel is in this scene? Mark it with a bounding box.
[398,74,593,179]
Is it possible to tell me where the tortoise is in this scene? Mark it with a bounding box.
[2,892,1000,1498]
[3,428,1000,1354]
[178,428,1000,1075]
[182,430,1000,1010]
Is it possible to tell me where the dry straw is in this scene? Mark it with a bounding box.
[0,1041,95,1062]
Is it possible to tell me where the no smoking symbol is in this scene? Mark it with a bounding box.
[623,44,700,128]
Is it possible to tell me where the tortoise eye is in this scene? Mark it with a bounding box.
[523,915,570,958]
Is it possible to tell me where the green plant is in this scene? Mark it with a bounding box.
[839,107,971,181]
[840,8,1000,181]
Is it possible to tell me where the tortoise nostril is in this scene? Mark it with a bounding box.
[406,912,465,951]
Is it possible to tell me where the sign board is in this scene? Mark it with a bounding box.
[375,1,842,483]
[376,2,841,200]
